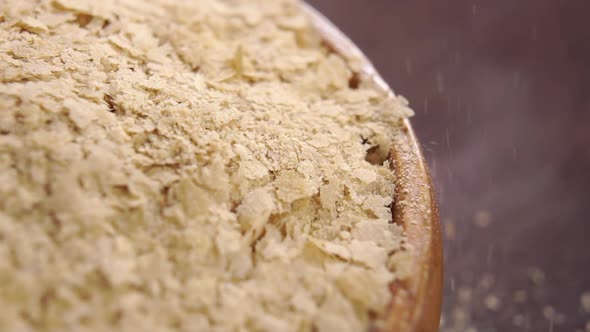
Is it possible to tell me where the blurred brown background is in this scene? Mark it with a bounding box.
[307,0,590,331]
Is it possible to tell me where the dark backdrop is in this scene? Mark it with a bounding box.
[306,1,590,331]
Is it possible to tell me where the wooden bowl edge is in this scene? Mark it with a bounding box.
[301,4,443,331]
[381,120,443,332]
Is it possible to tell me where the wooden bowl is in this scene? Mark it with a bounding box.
[302,4,444,332]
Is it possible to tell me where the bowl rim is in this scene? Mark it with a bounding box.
[302,3,443,331]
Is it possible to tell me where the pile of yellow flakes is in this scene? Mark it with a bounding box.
[0,0,413,331]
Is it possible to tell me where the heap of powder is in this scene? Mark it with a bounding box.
[0,0,414,331]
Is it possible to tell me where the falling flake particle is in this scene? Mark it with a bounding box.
[528,267,546,285]
[484,295,501,311]
[581,292,590,313]
[458,287,472,304]
[543,306,556,320]
[474,210,492,228]
[513,290,527,303]
[452,306,469,326]
[444,219,456,240]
